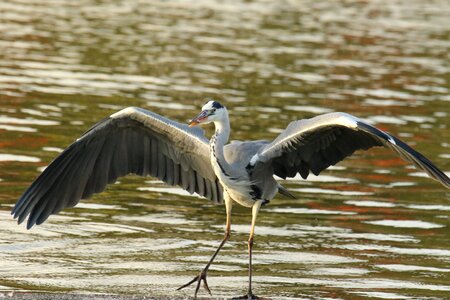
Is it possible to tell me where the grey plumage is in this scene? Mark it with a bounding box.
[13,107,450,230]
[12,102,449,298]
[12,108,450,230]
[12,107,222,229]
[251,112,449,189]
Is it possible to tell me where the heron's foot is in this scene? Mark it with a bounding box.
[177,270,211,298]
[232,293,263,300]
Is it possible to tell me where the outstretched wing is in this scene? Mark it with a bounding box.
[12,107,222,229]
[250,112,450,188]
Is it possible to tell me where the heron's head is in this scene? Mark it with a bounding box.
[189,100,227,127]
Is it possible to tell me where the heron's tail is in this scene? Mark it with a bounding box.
[278,184,296,199]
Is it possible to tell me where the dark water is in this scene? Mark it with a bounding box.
[0,0,449,299]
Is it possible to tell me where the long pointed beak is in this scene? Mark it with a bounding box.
[188,110,209,127]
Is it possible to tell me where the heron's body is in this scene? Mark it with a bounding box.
[12,100,450,299]
[223,141,279,207]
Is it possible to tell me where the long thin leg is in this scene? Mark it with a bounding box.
[233,200,264,300]
[178,193,233,298]
[248,200,263,299]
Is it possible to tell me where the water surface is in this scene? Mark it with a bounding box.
[0,0,449,299]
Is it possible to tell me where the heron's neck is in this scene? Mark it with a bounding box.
[210,115,232,176]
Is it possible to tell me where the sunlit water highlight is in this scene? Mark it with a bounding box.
[0,0,449,299]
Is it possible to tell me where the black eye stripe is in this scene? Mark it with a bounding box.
[211,101,223,109]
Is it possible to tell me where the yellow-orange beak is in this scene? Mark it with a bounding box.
[188,110,209,127]
[188,120,199,127]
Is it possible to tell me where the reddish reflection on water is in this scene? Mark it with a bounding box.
[0,0,449,299]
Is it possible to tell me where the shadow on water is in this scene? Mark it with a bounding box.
[0,0,449,299]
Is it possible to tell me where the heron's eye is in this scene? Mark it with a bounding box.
[211,108,216,113]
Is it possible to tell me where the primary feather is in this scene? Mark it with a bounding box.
[13,107,450,230]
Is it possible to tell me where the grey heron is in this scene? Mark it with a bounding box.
[12,100,450,299]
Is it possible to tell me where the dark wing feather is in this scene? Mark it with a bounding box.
[253,112,450,188]
[12,107,222,229]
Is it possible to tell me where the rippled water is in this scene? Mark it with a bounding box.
[0,0,449,299]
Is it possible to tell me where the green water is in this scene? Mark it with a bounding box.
[0,0,449,299]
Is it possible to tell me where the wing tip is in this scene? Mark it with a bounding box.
[357,122,450,189]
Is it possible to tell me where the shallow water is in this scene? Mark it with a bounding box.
[0,0,449,299]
